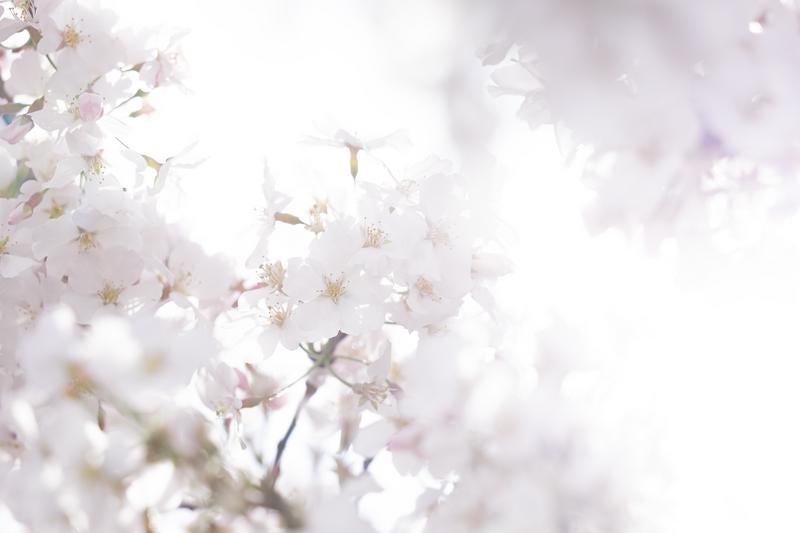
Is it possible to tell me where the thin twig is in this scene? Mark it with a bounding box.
[264,331,347,489]
[298,343,315,358]
[112,89,148,112]
[328,366,355,389]
[266,380,317,489]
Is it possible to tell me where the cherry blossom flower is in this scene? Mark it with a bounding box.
[285,220,387,339]
[302,127,409,179]
[244,164,290,269]
[234,287,303,356]
[0,4,531,532]
[0,199,38,278]
[62,247,161,322]
[36,0,123,75]
[163,240,234,307]
[195,362,243,418]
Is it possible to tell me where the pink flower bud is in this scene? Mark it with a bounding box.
[78,92,104,122]
[234,368,250,391]
[7,190,43,225]
[0,115,33,145]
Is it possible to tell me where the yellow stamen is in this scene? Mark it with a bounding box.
[142,352,166,374]
[258,262,285,292]
[363,223,389,248]
[347,145,359,179]
[97,283,122,305]
[46,199,66,219]
[173,271,193,294]
[415,277,440,301]
[321,273,348,304]
[62,24,83,48]
[267,304,289,326]
[77,231,97,252]
[84,153,105,176]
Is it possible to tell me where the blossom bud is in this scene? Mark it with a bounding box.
[274,212,304,225]
[8,191,44,225]
[0,115,33,144]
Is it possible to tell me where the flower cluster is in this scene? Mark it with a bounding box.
[0,1,652,532]
[0,1,240,530]
[483,0,800,247]
[0,1,534,532]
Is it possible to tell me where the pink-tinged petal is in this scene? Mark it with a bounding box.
[78,92,104,122]
[7,191,45,225]
[7,200,31,225]
[0,115,34,144]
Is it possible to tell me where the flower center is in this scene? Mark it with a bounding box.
[142,351,166,375]
[84,152,105,176]
[173,271,193,294]
[427,223,450,247]
[62,24,83,48]
[363,222,389,248]
[18,303,38,324]
[308,199,329,234]
[258,261,285,292]
[267,304,289,326]
[77,231,97,252]
[97,283,122,305]
[321,273,348,304]
[414,276,440,301]
[12,0,35,23]
[46,199,66,219]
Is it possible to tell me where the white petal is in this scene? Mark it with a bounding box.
[0,254,37,278]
